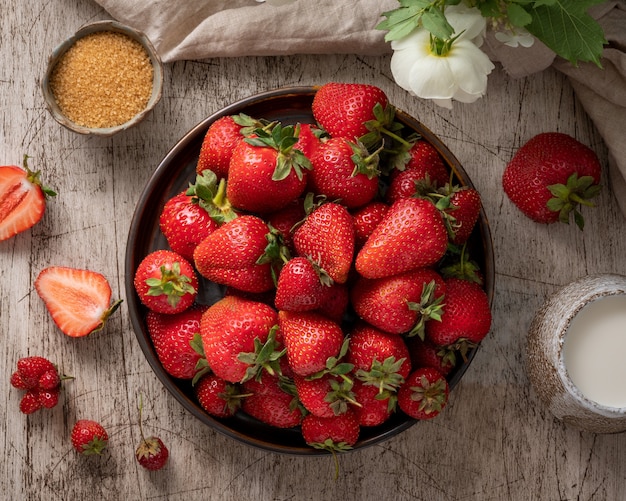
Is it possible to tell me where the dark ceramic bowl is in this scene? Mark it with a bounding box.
[125,86,495,455]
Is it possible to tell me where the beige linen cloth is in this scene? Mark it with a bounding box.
[96,0,626,217]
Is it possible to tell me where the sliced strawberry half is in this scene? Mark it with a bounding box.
[0,156,56,241]
[35,266,123,337]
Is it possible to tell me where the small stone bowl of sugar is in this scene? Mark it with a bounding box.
[526,274,626,434]
[42,20,163,137]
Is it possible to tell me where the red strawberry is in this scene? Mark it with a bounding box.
[12,356,57,389]
[195,374,243,418]
[502,132,602,230]
[404,140,449,181]
[406,337,456,376]
[135,397,169,471]
[308,137,379,208]
[146,306,208,380]
[315,282,349,322]
[36,266,123,337]
[265,198,306,254]
[294,372,358,418]
[193,215,275,293]
[293,122,322,159]
[355,197,448,279]
[19,391,43,414]
[347,323,410,406]
[386,139,449,203]
[185,169,239,224]
[36,387,60,409]
[242,374,305,428]
[274,256,333,312]
[71,419,109,455]
[196,114,261,178]
[133,250,198,314]
[38,369,61,390]
[200,296,280,383]
[0,156,56,241]
[226,123,311,213]
[159,190,220,262]
[292,201,355,284]
[278,310,345,377]
[347,323,412,383]
[301,409,360,452]
[426,278,492,357]
[350,268,445,336]
[351,201,389,249]
[11,356,69,413]
[427,185,482,245]
[136,436,169,471]
[443,186,482,244]
[312,82,389,142]
[397,367,449,420]
[352,379,394,427]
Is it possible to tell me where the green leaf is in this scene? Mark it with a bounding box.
[376,1,434,42]
[524,0,607,66]
[421,6,455,41]
[506,3,533,28]
[474,0,503,19]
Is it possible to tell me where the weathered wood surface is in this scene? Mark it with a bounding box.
[2,1,626,500]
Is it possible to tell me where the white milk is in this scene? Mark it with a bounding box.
[562,294,626,408]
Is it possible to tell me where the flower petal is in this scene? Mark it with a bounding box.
[407,56,457,100]
[444,4,486,44]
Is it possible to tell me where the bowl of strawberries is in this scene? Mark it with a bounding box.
[125,84,495,455]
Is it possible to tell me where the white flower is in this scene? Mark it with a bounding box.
[495,28,535,48]
[390,6,495,109]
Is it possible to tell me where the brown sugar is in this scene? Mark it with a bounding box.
[50,31,154,129]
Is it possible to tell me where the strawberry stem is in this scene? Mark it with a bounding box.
[22,154,57,198]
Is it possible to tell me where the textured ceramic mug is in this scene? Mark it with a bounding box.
[526,273,626,433]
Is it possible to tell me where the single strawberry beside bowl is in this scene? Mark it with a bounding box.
[502,132,602,230]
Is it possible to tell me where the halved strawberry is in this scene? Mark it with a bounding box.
[0,156,56,241]
[35,266,122,337]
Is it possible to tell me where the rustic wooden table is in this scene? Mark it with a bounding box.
[2,1,626,500]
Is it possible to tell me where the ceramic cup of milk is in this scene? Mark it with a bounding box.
[526,274,626,433]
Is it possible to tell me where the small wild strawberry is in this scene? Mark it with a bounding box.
[71,419,109,455]
[11,356,71,414]
[135,396,169,471]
